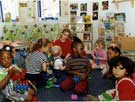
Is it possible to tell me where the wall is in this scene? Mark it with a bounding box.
[69,0,135,41]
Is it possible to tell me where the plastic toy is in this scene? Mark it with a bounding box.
[71,94,78,101]
[73,76,80,83]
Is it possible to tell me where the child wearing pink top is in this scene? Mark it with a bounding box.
[90,39,107,74]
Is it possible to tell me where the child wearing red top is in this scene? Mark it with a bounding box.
[108,56,135,100]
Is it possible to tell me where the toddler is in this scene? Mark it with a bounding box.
[90,39,107,74]
[51,45,66,87]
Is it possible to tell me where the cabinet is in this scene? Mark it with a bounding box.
[68,22,93,53]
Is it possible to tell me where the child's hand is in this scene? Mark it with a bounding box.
[79,73,87,80]
[7,67,17,77]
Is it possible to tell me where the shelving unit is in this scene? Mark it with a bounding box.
[112,0,134,9]
[68,22,93,53]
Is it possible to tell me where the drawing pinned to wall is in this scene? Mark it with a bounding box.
[102,1,108,10]
[83,33,90,41]
[92,12,98,20]
[114,13,126,22]
[80,3,87,11]
[70,3,78,10]
[80,12,87,17]
[93,2,99,11]
[84,42,92,53]
[70,11,77,16]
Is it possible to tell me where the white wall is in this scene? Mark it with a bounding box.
[69,0,135,39]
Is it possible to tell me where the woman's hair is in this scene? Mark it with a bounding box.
[61,29,71,38]
[107,46,121,56]
[32,38,50,52]
[95,39,105,49]
[109,56,135,76]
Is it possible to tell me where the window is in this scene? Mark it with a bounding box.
[1,0,19,22]
[37,0,60,20]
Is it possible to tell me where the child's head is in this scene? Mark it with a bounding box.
[107,46,121,61]
[94,39,105,50]
[52,46,62,57]
[0,49,13,68]
[32,38,51,53]
[109,56,135,78]
[71,40,84,57]
[108,41,121,49]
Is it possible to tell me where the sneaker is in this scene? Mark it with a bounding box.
[54,84,60,88]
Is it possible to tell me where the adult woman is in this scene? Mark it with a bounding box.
[52,29,72,59]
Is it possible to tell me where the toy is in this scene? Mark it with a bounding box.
[71,94,78,101]
[73,76,80,83]
[98,92,113,101]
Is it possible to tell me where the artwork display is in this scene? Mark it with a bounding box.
[102,1,109,10]
[93,2,99,11]
[92,12,98,20]
[114,13,126,21]
[80,3,87,11]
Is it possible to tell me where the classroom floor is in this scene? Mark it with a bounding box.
[37,69,115,101]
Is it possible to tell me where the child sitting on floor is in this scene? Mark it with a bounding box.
[99,56,135,101]
[60,39,91,95]
[0,47,36,101]
[51,45,67,87]
[90,39,107,74]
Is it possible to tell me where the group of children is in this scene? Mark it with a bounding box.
[0,29,135,101]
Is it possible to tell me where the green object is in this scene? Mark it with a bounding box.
[0,69,7,81]
[88,74,92,79]
[102,93,113,101]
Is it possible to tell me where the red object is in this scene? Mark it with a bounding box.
[33,96,37,101]
[52,38,72,58]
[60,76,88,94]
[116,77,135,100]
[12,69,26,81]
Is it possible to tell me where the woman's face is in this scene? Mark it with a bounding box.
[61,31,70,40]
[107,49,119,61]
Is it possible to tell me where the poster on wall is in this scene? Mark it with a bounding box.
[114,13,126,21]
[92,2,99,11]
[70,3,78,10]
[80,3,87,11]
[92,12,98,20]
[102,1,109,10]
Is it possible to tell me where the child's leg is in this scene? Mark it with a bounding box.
[74,78,88,94]
[60,76,74,92]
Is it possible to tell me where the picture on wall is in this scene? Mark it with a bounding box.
[84,42,92,53]
[80,12,87,16]
[80,3,87,11]
[102,1,108,10]
[83,33,91,41]
[92,12,98,20]
[70,3,78,10]
[114,13,126,21]
[70,11,77,16]
[92,2,99,11]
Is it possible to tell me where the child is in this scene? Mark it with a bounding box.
[106,56,135,100]
[25,38,49,88]
[0,49,35,101]
[60,39,91,94]
[90,39,107,74]
[51,45,66,87]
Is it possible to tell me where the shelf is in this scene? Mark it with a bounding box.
[112,0,134,9]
